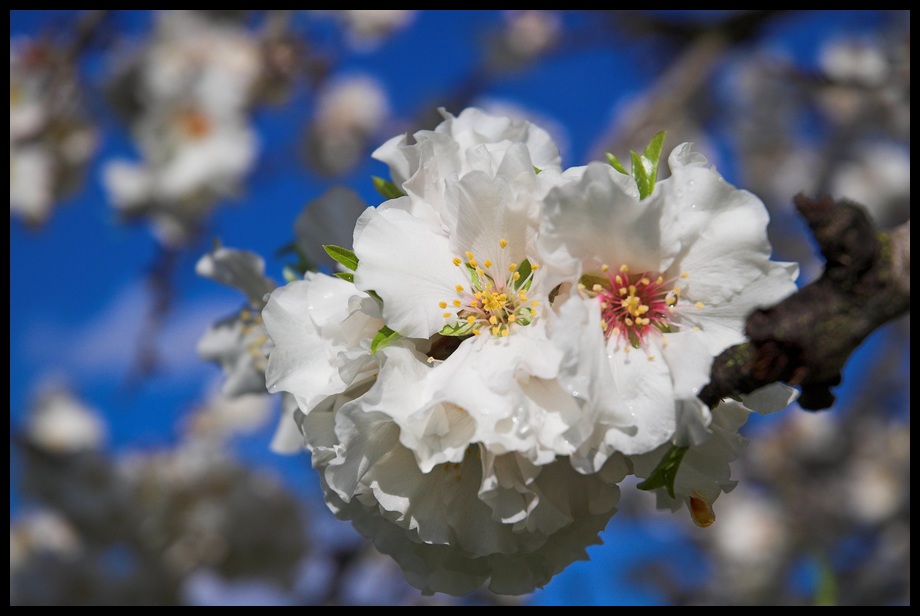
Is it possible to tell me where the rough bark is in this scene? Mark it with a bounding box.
[699,195,910,410]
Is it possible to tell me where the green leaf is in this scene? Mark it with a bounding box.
[631,150,654,200]
[605,152,628,175]
[607,130,668,200]
[636,445,688,498]
[372,176,407,200]
[323,244,359,271]
[334,272,354,283]
[642,130,666,189]
[370,325,401,354]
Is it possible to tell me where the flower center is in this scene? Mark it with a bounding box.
[580,264,700,352]
[177,107,213,140]
[438,238,540,338]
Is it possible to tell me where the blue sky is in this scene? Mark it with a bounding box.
[10,10,907,605]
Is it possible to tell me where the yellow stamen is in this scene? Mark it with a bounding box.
[499,238,508,249]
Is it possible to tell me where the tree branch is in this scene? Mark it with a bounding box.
[699,195,910,410]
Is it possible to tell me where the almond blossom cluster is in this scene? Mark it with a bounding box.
[259,107,799,596]
[102,10,264,247]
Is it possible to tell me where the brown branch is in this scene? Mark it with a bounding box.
[699,195,910,410]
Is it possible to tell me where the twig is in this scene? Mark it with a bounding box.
[699,195,910,410]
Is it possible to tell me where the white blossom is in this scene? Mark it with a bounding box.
[262,107,801,595]
[537,144,799,473]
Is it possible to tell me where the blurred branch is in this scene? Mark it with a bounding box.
[700,196,910,410]
[594,10,792,158]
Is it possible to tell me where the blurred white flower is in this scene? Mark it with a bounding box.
[10,510,82,573]
[829,141,910,229]
[25,386,107,454]
[143,10,262,115]
[312,10,417,51]
[195,245,305,453]
[10,37,97,226]
[184,389,274,442]
[709,487,788,593]
[307,73,391,175]
[101,11,264,246]
[103,105,259,246]
[819,36,890,88]
[502,10,561,59]
[10,145,55,225]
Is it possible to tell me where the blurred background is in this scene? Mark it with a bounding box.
[10,10,910,605]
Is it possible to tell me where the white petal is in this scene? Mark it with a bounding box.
[353,206,467,339]
[195,246,276,307]
[261,273,380,410]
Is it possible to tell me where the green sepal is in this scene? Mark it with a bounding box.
[605,152,629,175]
[514,259,533,291]
[334,272,354,283]
[466,264,483,288]
[636,444,688,499]
[370,325,401,354]
[372,176,407,200]
[578,273,611,292]
[323,245,359,271]
[439,321,475,337]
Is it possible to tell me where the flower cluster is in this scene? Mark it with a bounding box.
[102,10,264,247]
[10,36,97,227]
[261,107,799,596]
